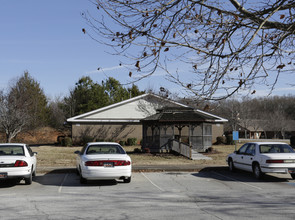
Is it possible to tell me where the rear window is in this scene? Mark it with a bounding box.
[86,144,126,155]
[260,144,294,153]
[0,145,25,156]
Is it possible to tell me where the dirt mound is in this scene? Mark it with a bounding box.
[0,127,70,144]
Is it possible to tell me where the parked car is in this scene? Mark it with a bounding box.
[227,142,295,179]
[0,143,37,185]
[75,142,132,184]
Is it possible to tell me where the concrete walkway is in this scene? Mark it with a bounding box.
[191,149,212,160]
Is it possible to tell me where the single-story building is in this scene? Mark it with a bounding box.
[67,93,227,147]
[232,120,295,139]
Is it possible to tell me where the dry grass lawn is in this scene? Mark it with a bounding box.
[31,144,239,168]
[31,146,81,168]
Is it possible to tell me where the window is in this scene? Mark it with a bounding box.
[245,144,256,155]
[260,144,294,153]
[237,144,248,154]
[26,145,34,157]
[81,145,88,154]
[203,125,212,135]
[147,127,152,136]
[190,125,202,136]
[0,145,25,156]
[86,145,126,154]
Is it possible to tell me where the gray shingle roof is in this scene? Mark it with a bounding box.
[141,107,221,123]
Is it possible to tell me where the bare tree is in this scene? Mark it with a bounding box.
[0,91,30,142]
[84,0,295,100]
[210,98,240,131]
[48,96,68,129]
[262,109,291,139]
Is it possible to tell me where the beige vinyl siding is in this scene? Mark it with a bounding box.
[72,123,142,143]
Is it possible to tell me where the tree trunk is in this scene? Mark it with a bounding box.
[6,133,12,143]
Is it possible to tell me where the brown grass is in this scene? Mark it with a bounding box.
[31,144,239,168]
[31,146,81,168]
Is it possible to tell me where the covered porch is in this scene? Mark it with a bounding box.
[141,107,226,155]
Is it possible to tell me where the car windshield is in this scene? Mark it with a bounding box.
[0,145,25,156]
[260,144,294,153]
[86,145,126,155]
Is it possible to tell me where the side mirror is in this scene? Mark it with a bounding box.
[33,152,38,155]
[74,151,81,155]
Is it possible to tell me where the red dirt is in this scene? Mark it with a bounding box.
[0,127,70,144]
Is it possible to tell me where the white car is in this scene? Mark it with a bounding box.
[0,143,37,185]
[75,142,132,183]
[227,142,295,179]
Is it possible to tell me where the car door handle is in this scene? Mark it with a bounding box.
[241,156,243,159]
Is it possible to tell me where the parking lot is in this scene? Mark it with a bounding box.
[1,168,295,220]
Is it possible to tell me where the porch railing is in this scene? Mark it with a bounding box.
[169,139,192,159]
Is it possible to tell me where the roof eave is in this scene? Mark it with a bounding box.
[195,109,228,123]
[68,119,141,123]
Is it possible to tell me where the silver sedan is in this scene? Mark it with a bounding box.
[227,142,295,179]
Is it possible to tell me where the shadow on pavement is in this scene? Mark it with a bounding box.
[0,179,31,187]
[192,166,291,183]
[34,169,123,187]
[0,179,18,188]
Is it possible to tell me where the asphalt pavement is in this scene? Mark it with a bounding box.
[2,168,295,219]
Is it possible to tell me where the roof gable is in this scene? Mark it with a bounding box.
[67,93,188,123]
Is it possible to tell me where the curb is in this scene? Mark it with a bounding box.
[37,165,228,174]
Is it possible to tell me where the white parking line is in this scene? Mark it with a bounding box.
[58,173,69,193]
[212,171,262,190]
[141,172,165,192]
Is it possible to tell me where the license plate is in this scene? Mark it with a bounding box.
[288,168,295,173]
[104,162,114,167]
[0,173,7,178]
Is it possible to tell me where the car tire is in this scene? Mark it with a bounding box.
[291,174,295,179]
[123,177,131,183]
[32,168,36,177]
[79,168,87,184]
[25,171,33,185]
[228,158,235,172]
[80,176,87,184]
[253,163,263,179]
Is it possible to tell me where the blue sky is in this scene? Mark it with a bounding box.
[0,0,173,100]
[1,0,294,100]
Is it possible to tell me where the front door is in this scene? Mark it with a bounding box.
[241,144,256,172]
[233,144,248,170]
